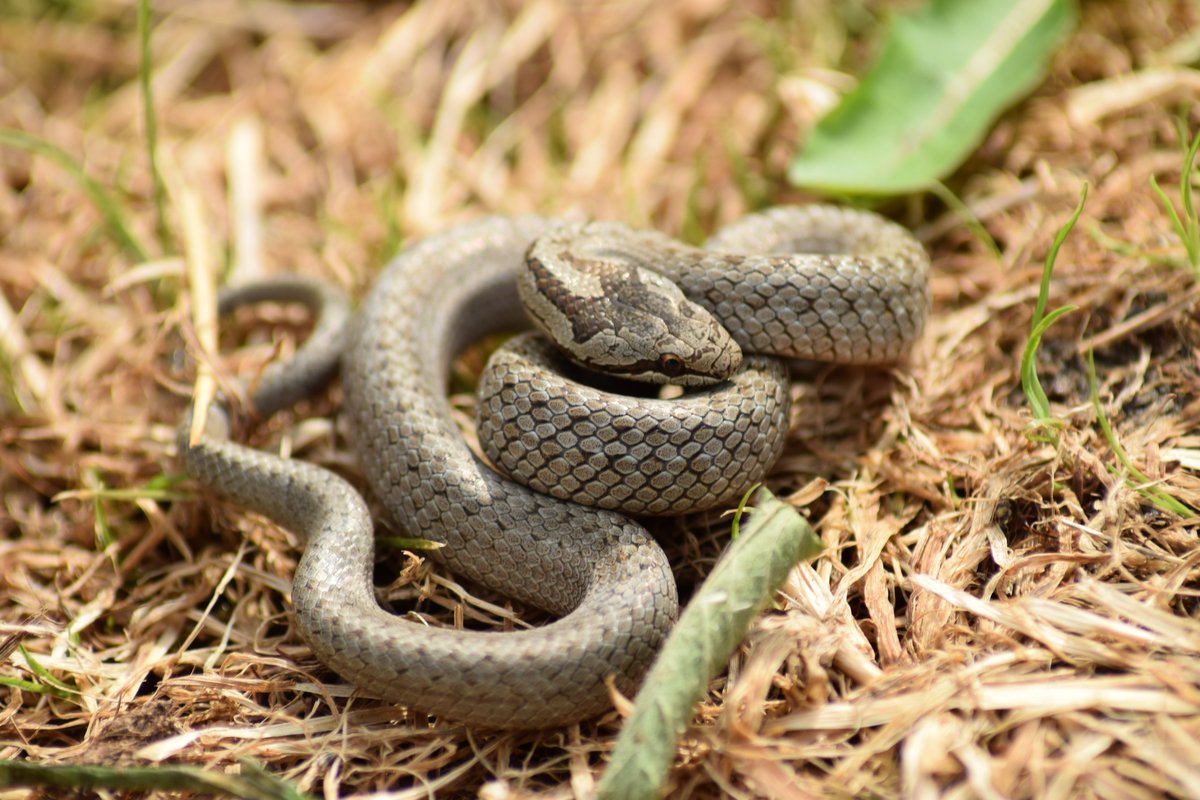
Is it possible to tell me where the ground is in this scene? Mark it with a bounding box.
[1,1,1199,798]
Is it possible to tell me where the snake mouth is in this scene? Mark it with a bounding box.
[577,357,730,387]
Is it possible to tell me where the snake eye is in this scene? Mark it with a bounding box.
[659,354,685,376]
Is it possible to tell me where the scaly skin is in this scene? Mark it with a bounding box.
[178,206,929,729]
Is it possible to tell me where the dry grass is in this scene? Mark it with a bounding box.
[2,1,1199,798]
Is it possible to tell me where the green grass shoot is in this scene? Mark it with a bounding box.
[728,482,762,540]
[930,181,1001,259]
[1086,349,1193,517]
[2,646,80,700]
[1020,183,1086,438]
[1149,125,1200,271]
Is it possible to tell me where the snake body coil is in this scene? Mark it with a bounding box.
[178,206,929,729]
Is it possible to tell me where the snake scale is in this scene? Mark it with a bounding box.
[178,205,929,729]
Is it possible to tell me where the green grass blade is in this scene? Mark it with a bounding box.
[1150,175,1189,255]
[728,482,761,540]
[138,0,172,252]
[0,129,148,262]
[679,152,708,246]
[1086,350,1193,517]
[1179,128,1199,266]
[1032,183,1087,330]
[18,646,78,698]
[929,181,1000,258]
[0,675,56,695]
[52,473,189,505]
[1087,223,1140,257]
[596,489,821,800]
[1180,127,1198,228]
[1021,183,1087,434]
[1150,126,1200,270]
[81,469,116,551]
[1020,304,1077,422]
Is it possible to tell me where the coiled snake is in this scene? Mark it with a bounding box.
[178,205,928,729]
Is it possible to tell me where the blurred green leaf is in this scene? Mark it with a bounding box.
[789,0,1077,196]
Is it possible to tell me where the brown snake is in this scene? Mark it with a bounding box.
[178,205,929,729]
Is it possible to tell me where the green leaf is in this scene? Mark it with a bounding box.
[788,0,1077,196]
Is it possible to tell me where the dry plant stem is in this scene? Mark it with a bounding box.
[0,292,49,412]
[164,149,220,447]
[781,562,882,685]
[227,118,265,285]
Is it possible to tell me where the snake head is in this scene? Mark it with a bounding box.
[523,223,742,386]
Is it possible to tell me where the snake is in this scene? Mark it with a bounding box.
[177,205,929,729]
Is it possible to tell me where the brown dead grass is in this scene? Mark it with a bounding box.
[2,1,1199,798]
